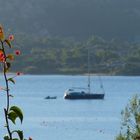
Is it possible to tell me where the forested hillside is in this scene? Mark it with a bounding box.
[10,35,140,75]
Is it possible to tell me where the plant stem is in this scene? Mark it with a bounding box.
[1,40,12,139]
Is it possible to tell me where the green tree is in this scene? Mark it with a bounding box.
[116,95,140,140]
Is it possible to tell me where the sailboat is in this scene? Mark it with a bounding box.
[63,46,105,100]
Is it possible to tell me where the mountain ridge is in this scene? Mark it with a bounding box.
[0,0,140,41]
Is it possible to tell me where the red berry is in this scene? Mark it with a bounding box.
[16,72,21,76]
[15,50,21,55]
[8,35,14,41]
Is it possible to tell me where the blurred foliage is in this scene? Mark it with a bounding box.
[116,95,140,140]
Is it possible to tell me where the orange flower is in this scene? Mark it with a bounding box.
[0,25,5,40]
[0,50,5,62]
[7,54,14,61]
[0,57,5,62]
[0,51,4,57]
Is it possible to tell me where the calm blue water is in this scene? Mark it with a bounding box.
[0,75,140,140]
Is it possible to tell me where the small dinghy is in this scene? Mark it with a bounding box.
[45,96,57,99]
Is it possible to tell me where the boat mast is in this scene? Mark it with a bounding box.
[88,45,91,94]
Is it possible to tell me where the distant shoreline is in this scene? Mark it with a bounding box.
[18,72,140,76]
[2,71,139,76]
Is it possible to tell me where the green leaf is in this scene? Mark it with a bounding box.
[3,135,10,140]
[8,111,18,124]
[12,130,23,140]
[8,78,15,84]
[4,39,12,48]
[9,106,23,123]
[12,139,19,140]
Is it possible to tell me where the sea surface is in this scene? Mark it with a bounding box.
[0,75,140,140]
